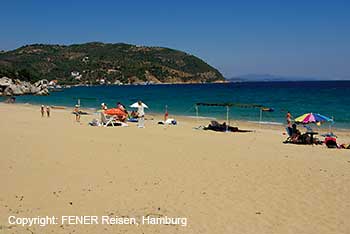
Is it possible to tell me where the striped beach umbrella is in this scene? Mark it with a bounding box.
[294,113,333,124]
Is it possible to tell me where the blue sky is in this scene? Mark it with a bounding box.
[0,0,349,79]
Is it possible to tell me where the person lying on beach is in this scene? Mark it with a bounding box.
[204,121,250,132]
[158,118,177,125]
[339,144,350,149]
[325,136,350,149]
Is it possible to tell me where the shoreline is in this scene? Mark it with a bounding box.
[1,101,350,234]
[3,102,350,133]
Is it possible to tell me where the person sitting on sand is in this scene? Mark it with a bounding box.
[290,124,301,142]
[73,105,81,122]
[299,133,311,144]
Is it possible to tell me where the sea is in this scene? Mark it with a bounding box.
[2,81,350,129]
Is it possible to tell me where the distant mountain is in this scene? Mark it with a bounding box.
[228,74,327,82]
[0,42,224,85]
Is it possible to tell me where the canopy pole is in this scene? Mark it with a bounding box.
[330,116,334,133]
[226,105,229,132]
[259,108,262,124]
[195,105,199,122]
[164,105,168,129]
[164,105,168,120]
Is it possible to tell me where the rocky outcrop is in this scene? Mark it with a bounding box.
[0,77,49,96]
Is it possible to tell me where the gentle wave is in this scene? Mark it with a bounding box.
[10,81,350,129]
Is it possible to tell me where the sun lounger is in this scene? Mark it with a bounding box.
[100,112,128,127]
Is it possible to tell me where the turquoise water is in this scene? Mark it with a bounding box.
[3,81,350,128]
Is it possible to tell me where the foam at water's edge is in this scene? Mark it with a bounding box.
[248,121,283,125]
[6,81,350,129]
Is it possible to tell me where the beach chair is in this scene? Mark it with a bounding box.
[100,112,118,127]
[100,112,129,127]
[100,112,115,127]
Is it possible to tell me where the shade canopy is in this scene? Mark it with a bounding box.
[104,108,127,116]
[196,102,265,108]
[295,113,333,124]
[130,102,148,108]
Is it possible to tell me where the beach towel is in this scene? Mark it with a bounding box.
[128,118,138,122]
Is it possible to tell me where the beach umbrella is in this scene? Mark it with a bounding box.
[294,113,333,124]
[130,102,149,108]
[104,108,127,116]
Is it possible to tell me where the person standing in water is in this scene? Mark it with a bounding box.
[137,100,145,128]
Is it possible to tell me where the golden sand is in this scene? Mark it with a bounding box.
[0,103,349,234]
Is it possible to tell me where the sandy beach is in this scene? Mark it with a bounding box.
[0,103,350,234]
